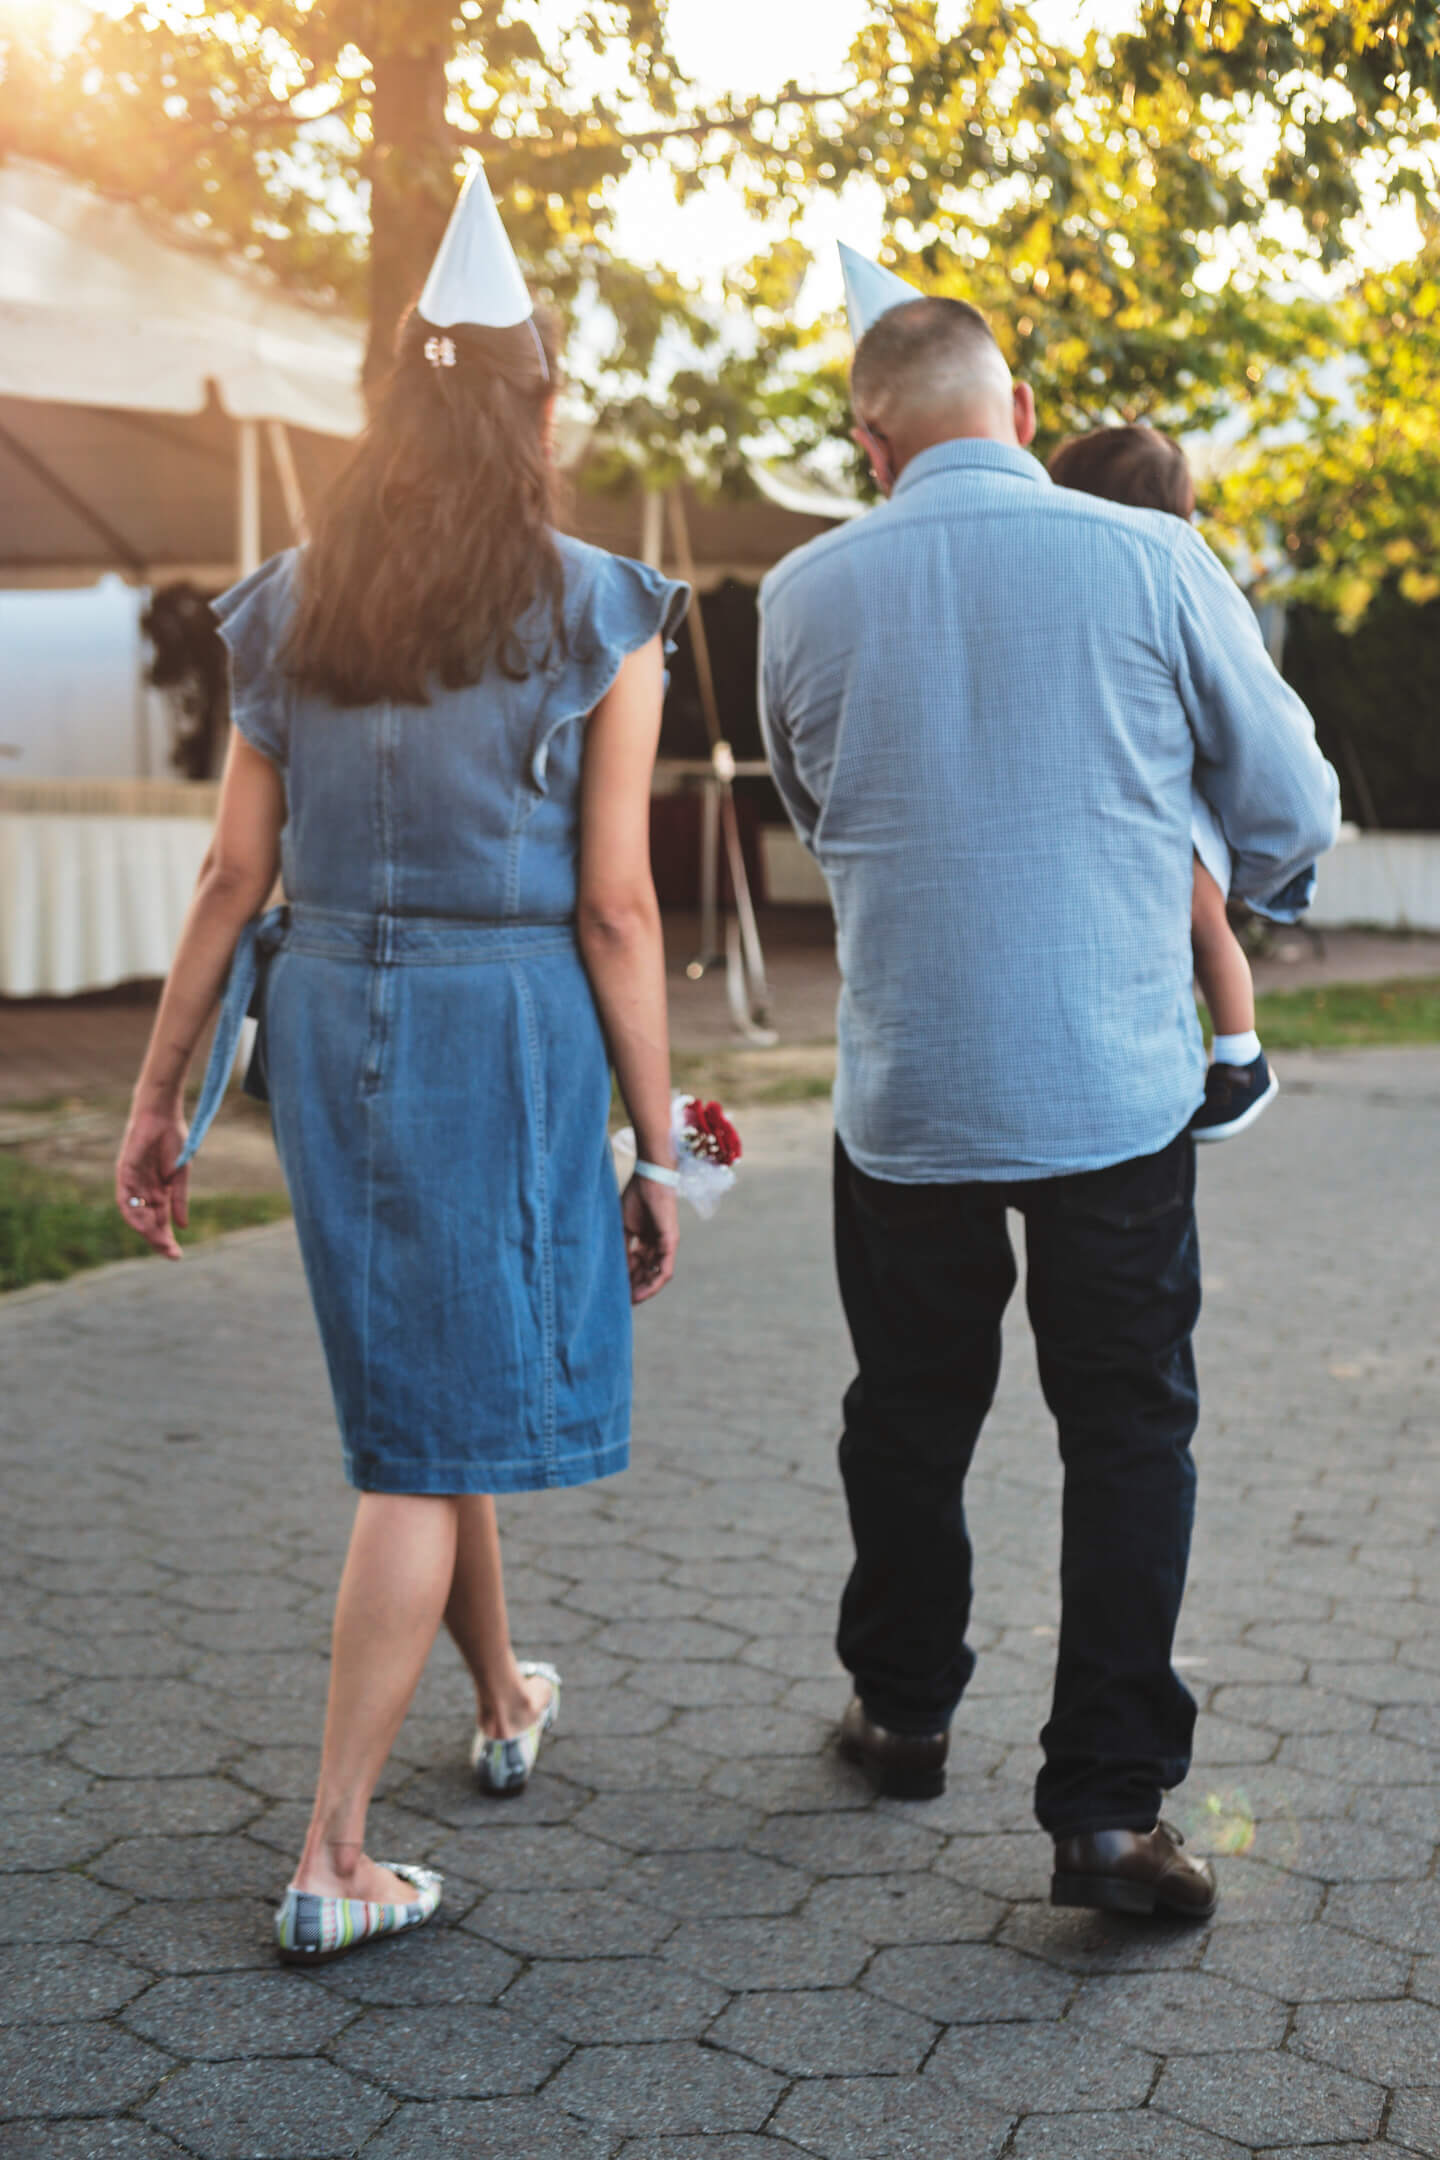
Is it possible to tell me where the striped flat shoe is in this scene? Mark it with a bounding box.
[470,1660,561,1796]
[274,1861,442,1966]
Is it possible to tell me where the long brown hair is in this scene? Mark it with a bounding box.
[1047,423,1196,520]
[285,307,565,706]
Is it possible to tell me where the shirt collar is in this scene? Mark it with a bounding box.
[891,438,1051,497]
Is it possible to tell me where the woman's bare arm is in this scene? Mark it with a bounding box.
[116,730,286,1258]
[576,633,677,1302]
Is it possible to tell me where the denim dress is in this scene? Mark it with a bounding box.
[186,537,688,1495]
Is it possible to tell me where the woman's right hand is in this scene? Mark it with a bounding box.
[116,1104,190,1262]
[622,1175,679,1304]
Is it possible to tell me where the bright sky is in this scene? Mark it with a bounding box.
[606,0,1141,314]
[608,0,891,317]
[607,0,1421,313]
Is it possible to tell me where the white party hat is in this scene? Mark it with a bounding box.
[419,160,533,331]
[839,242,924,344]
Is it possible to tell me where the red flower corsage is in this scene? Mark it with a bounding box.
[614,1093,743,1218]
[682,1097,743,1169]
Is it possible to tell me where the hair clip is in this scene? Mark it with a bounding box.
[424,335,457,369]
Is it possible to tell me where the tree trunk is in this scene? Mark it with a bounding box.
[364,38,455,401]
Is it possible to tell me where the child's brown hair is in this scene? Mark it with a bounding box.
[1047,423,1195,521]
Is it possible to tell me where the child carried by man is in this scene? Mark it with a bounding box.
[1048,422,1311,1141]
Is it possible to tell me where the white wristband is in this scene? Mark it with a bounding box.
[634,1160,680,1189]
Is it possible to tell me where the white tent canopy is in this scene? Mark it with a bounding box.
[0,158,365,586]
[0,157,364,435]
[0,158,854,591]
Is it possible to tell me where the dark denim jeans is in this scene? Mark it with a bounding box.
[834,1131,1201,1837]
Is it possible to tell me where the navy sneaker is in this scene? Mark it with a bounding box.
[1191,1051,1279,1143]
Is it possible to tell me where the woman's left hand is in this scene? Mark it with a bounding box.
[622,1175,679,1304]
[115,1107,190,1261]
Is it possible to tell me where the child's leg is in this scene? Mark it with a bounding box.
[1191,858,1260,1062]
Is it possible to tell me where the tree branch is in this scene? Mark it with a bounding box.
[614,82,857,146]
[134,69,854,164]
[442,80,857,157]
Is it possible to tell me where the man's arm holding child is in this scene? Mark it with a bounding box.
[1172,526,1340,911]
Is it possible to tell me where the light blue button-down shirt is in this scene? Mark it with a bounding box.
[759,438,1340,1183]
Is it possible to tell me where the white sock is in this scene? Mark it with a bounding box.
[1212,1029,1261,1067]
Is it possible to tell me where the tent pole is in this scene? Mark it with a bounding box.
[266,421,309,544]
[133,600,152,779]
[697,764,721,977]
[666,486,721,976]
[236,419,262,575]
[665,489,721,749]
[665,487,775,1043]
[639,486,664,570]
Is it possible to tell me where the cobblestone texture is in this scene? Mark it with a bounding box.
[1,1050,1438,2154]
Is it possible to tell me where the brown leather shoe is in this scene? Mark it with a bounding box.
[1051,1821,1218,1919]
[836,1698,948,1799]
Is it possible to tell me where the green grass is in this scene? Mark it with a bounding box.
[662,980,1440,1115]
[0,1154,291,1295]
[669,1051,837,1107]
[7,977,1437,1292]
[1248,977,1440,1049]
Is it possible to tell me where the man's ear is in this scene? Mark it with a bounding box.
[1012,381,1037,449]
[852,423,896,496]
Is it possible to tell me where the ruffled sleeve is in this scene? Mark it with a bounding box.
[211,550,299,769]
[530,548,691,790]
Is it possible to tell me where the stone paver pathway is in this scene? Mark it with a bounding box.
[2,1049,1438,2158]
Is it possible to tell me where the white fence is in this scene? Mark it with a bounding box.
[762,827,1440,932]
[1308,832,1440,933]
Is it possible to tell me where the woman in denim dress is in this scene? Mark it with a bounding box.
[116,280,689,1960]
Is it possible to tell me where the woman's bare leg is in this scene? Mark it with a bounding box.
[1191,857,1255,1039]
[292,1493,459,1901]
[444,1495,551,1738]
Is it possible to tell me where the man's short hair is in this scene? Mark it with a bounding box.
[851,296,1008,418]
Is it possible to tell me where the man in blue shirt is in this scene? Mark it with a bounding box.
[759,296,1338,1919]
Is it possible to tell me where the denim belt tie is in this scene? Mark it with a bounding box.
[177,905,578,1171]
[176,905,290,1170]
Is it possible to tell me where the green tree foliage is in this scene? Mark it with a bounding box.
[2,0,1437,566]
[1209,243,1440,626]
[0,1,695,392]
[733,3,1439,466]
[1119,1,1440,260]
[737,1,1333,459]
